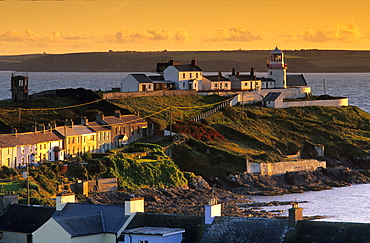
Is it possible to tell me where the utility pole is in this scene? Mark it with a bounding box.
[169,106,172,137]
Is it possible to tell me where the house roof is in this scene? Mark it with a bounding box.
[100,114,147,127]
[53,125,95,137]
[148,75,165,81]
[260,77,275,82]
[130,74,153,84]
[286,74,307,87]
[203,75,230,82]
[125,212,205,243]
[85,121,110,132]
[206,217,288,243]
[122,226,185,236]
[262,92,282,102]
[53,203,130,236]
[172,64,202,72]
[0,204,55,233]
[0,131,62,149]
[284,220,370,243]
[54,213,104,237]
[228,74,258,82]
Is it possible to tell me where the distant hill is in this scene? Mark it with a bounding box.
[1,50,370,73]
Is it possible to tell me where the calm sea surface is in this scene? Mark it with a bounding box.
[1,71,370,222]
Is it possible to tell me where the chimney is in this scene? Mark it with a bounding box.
[232,68,236,76]
[38,124,46,134]
[134,110,140,117]
[81,117,88,125]
[96,113,104,123]
[64,119,74,128]
[124,197,144,215]
[56,192,75,211]
[11,128,18,137]
[288,202,303,228]
[47,121,57,132]
[31,124,37,133]
[250,68,255,77]
[114,110,121,118]
[169,58,174,65]
[191,57,197,66]
[204,198,221,224]
[0,191,18,211]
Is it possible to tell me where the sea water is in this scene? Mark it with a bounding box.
[250,183,370,223]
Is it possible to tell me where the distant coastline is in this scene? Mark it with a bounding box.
[1,50,370,73]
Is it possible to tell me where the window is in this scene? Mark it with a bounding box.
[21,146,25,154]
[214,83,218,88]
[182,73,185,79]
[190,73,192,78]
[270,71,272,75]
[225,83,228,87]
[183,82,185,88]
[196,73,199,78]
[139,241,148,243]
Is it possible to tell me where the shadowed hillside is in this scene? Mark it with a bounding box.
[1,50,370,72]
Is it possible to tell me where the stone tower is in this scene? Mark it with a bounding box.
[267,47,288,89]
[11,74,29,102]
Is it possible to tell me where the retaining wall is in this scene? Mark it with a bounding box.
[103,90,197,99]
[281,98,349,108]
[248,159,326,175]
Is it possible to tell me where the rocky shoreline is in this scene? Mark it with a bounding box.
[85,166,370,218]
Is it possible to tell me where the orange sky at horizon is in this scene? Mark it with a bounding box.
[0,0,369,55]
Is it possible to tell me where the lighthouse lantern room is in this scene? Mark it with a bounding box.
[267,47,288,89]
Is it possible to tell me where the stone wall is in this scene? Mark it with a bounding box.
[247,159,326,175]
[103,89,197,99]
[281,98,349,108]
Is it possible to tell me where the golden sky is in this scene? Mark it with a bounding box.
[0,0,369,55]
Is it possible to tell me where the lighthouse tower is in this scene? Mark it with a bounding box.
[267,47,287,89]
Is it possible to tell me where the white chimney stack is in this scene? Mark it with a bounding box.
[56,192,75,211]
[124,197,144,215]
[205,198,221,224]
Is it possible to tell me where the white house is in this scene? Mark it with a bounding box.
[0,128,64,168]
[202,73,231,91]
[121,74,154,92]
[122,227,185,243]
[227,74,261,91]
[163,58,202,91]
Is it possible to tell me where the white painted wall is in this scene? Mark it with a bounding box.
[267,68,286,89]
[1,231,28,243]
[248,160,326,175]
[0,146,17,168]
[71,233,116,243]
[123,233,183,243]
[121,75,140,92]
[33,218,71,243]
[281,98,349,108]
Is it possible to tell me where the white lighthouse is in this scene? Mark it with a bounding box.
[267,47,288,89]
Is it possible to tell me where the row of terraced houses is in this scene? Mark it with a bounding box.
[0,110,150,168]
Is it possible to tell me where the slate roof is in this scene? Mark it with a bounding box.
[206,217,288,243]
[260,77,275,82]
[203,75,230,82]
[122,226,185,236]
[130,74,153,84]
[284,220,370,243]
[53,203,129,236]
[173,64,202,72]
[125,212,205,243]
[100,114,147,127]
[286,74,307,87]
[84,121,110,132]
[148,75,165,81]
[262,92,282,102]
[53,124,95,137]
[0,131,62,149]
[0,204,55,233]
[54,213,104,237]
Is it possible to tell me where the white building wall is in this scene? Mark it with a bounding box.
[0,146,18,168]
[267,68,286,89]
[121,75,140,92]
[124,233,183,243]
[282,98,349,108]
[33,218,71,243]
[71,233,115,243]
